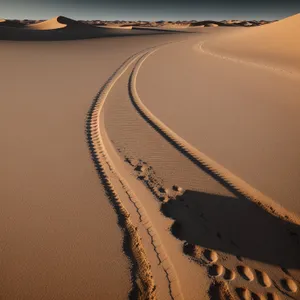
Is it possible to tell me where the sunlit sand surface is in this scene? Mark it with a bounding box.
[0,14,299,300]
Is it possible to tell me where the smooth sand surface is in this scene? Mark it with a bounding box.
[205,13,300,74]
[1,15,300,300]
[0,33,189,300]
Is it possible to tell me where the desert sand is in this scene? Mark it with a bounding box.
[204,13,300,74]
[0,13,299,300]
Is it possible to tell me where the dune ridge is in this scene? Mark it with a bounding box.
[204,13,300,73]
[26,16,92,30]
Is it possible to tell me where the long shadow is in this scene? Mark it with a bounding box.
[161,189,300,269]
[0,26,192,41]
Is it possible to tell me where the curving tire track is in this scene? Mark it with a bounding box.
[86,37,298,300]
[86,47,156,300]
[128,43,299,225]
[86,43,184,300]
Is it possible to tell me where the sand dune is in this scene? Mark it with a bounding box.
[26,16,92,30]
[205,13,300,73]
[0,16,178,41]
[98,24,133,30]
[0,16,274,42]
[0,19,25,28]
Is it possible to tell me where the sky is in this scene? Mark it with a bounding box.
[1,0,299,21]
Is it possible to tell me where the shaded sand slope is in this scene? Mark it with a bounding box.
[136,34,300,215]
[0,19,25,28]
[205,13,300,73]
[25,16,75,30]
[0,33,187,299]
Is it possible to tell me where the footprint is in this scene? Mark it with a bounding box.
[208,264,224,277]
[203,249,219,263]
[158,187,168,194]
[159,195,169,203]
[251,292,261,300]
[266,293,279,300]
[134,164,145,172]
[237,265,255,282]
[255,269,272,288]
[280,278,298,293]
[235,287,251,300]
[137,174,147,180]
[183,242,202,260]
[209,280,233,300]
[223,268,236,281]
[172,185,183,193]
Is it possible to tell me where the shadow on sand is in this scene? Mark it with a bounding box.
[0,26,190,41]
[161,189,300,269]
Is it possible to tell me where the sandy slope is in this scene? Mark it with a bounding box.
[25,16,97,30]
[205,13,300,74]
[26,16,69,30]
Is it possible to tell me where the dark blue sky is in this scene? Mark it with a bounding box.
[1,0,299,20]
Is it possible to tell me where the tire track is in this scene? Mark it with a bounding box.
[86,48,156,300]
[128,43,300,225]
[86,43,184,300]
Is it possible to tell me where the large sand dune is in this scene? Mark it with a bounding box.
[1,14,299,300]
[205,13,300,73]
[26,16,92,30]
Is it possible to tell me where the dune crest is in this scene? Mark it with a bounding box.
[205,13,300,73]
[26,16,87,30]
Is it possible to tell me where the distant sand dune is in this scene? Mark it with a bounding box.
[0,19,24,28]
[0,16,176,41]
[98,25,133,30]
[25,16,92,30]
